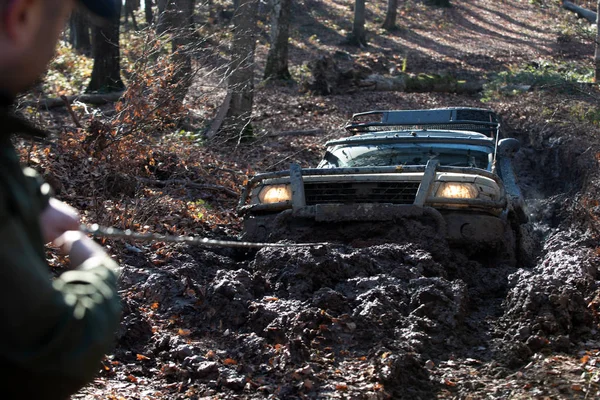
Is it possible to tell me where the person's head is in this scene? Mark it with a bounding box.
[0,0,118,96]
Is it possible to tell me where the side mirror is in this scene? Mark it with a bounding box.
[498,138,521,157]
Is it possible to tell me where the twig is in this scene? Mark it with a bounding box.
[60,95,83,128]
[138,177,238,197]
[19,92,124,109]
[266,128,324,137]
[205,92,232,140]
[264,149,309,171]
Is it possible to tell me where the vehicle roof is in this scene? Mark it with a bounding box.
[345,107,500,138]
[326,129,497,147]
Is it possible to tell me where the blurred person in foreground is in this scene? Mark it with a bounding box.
[0,1,122,398]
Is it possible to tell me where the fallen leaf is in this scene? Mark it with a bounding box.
[223,358,238,365]
[335,383,348,391]
[178,328,192,336]
[137,354,150,361]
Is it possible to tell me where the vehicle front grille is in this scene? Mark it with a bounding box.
[304,181,420,205]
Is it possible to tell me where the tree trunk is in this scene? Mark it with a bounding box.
[69,10,91,54]
[221,0,260,139]
[87,1,125,93]
[264,0,292,81]
[382,0,398,31]
[596,0,600,82]
[347,0,367,47]
[125,0,140,30]
[170,0,196,102]
[156,0,171,35]
[145,0,154,25]
[144,0,154,25]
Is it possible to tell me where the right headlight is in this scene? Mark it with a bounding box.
[258,184,292,204]
[435,182,479,199]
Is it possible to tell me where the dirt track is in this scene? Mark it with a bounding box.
[71,0,600,398]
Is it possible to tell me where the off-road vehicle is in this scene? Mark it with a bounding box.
[238,107,528,256]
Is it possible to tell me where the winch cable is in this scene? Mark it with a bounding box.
[80,224,332,249]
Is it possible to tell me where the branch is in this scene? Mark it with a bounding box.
[266,129,324,137]
[60,95,83,128]
[138,177,239,197]
[19,92,125,109]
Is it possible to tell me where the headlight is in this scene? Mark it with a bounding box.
[258,184,292,204]
[436,182,478,199]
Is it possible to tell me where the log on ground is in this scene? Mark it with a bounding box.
[562,1,597,23]
[360,73,484,94]
[18,92,124,109]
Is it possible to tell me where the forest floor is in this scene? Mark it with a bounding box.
[17,0,600,398]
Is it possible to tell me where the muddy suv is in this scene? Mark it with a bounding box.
[238,107,528,251]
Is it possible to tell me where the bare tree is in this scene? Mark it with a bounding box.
[156,0,170,35]
[69,10,91,54]
[145,0,154,25]
[220,0,260,138]
[264,0,292,81]
[87,1,125,92]
[596,0,600,81]
[346,0,367,47]
[382,0,399,31]
[124,0,140,30]
[170,0,197,102]
[153,0,197,101]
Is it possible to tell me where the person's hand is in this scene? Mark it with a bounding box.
[53,231,107,268]
[40,198,80,244]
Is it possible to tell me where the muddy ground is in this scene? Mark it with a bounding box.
[50,0,600,398]
[76,124,600,399]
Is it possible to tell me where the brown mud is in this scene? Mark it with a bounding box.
[79,127,600,399]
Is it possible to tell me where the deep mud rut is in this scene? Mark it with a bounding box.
[75,120,600,399]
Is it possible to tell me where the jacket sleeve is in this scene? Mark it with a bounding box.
[0,203,121,387]
[22,166,52,209]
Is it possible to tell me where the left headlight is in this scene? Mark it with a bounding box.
[258,184,292,204]
[435,182,478,199]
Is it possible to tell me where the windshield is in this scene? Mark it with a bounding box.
[318,143,493,170]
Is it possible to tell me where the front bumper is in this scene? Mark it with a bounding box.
[243,203,508,244]
[240,161,509,244]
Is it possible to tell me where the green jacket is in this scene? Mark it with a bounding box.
[0,105,121,399]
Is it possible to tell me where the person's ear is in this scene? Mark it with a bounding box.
[3,0,43,48]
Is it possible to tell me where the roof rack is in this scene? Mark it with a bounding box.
[345,107,500,137]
